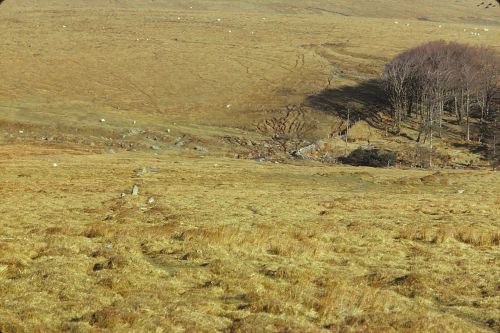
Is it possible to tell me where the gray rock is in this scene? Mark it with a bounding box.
[150,145,161,151]
[147,196,156,205]
[297,143,317,156]
[194,146,208,152]
[132,185,140,196]
[134,167,145,176]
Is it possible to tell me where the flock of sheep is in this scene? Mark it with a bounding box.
[393,21,492,37]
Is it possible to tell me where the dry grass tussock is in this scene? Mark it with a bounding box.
[0,147,498,332]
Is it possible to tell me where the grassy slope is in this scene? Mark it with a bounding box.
[0,146,499,332]
[0,1,499,332]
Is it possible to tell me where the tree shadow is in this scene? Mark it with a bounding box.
[305,79,389,129]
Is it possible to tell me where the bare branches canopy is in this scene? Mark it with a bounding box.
[383,41,499,165]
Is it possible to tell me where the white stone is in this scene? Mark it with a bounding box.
[132,185,140,196]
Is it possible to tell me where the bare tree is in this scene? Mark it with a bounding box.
[383,41,499,154]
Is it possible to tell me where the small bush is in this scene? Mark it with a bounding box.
[340,147,396,167]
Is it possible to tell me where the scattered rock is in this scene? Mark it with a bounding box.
[147,196,156,205]
[247,206,263,215]
[175,137,184,147]
[132,185,140,196]
[293,143,318,160]
[100,119,106,123]
[134,167,159,176]
[120,193,126,198]
[150,145,161,151]
[135,167,147,176]
[194,146,208,152]
[457,189,465,194]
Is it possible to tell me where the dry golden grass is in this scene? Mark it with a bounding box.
[0,1,499,332]
[0,145,498,332]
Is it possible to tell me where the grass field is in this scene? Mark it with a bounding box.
[0,1,499,332]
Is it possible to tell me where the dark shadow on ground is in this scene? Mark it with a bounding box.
[305,79,389,129]
[452,142,490,154]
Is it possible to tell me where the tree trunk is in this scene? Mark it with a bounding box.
[465,93,470,141]
[429,114,433,168]
[454,96,461,125]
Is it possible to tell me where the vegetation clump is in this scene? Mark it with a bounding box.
[339,147,396,167]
